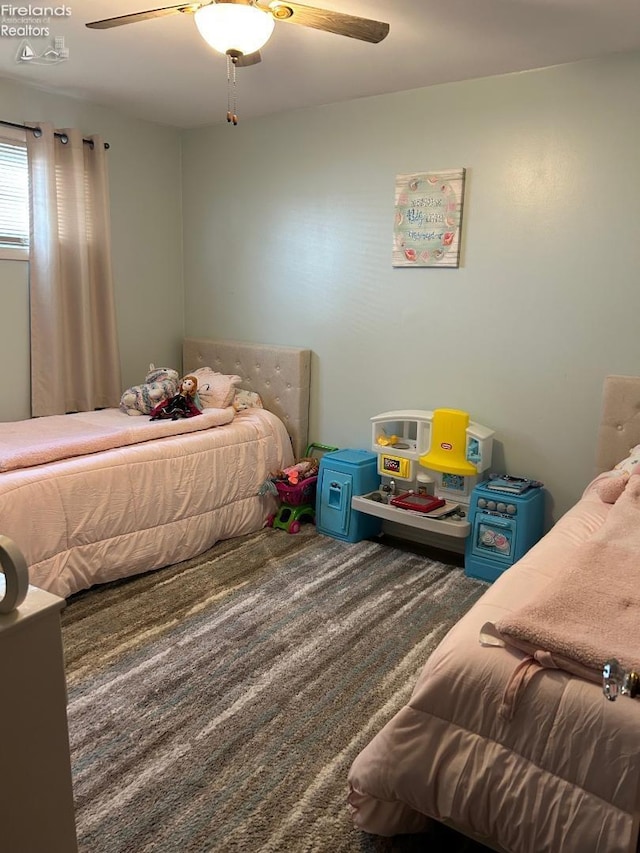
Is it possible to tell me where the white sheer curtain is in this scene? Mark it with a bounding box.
[27,122,122,416]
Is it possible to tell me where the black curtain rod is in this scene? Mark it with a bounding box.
[0,119,110,149]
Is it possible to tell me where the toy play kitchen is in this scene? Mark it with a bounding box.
[350,409,495,552]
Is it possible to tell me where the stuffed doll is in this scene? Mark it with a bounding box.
[150,375,202,420]
[120,365,180,416]
[258,458,319,496]
[276,458,319,485]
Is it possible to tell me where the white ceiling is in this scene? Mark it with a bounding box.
[1,0,639,129]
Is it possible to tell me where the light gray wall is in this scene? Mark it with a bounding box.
[1,52,639,525]
[182,50,640,524]
[0,77,184,420]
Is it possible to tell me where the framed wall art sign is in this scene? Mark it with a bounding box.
[393,168,466,268]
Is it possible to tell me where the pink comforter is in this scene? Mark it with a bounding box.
[348,488,640,853]
[0,408,293,598]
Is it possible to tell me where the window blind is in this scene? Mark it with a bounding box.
[0,137,29,253]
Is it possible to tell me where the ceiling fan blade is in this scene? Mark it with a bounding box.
[235,50,262,67]
[86,3,201,29]
[265,1,389,43]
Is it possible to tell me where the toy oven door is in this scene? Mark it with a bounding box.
[469,513,517,566]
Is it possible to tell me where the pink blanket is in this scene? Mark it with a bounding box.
[486,473,640,686]
[0,407,235,472]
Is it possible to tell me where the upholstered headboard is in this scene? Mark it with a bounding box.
[596,375,640,474]
[183,338,311,459]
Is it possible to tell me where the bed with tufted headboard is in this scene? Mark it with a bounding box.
[348,374,640,853]
[0,338,311,601]
[595,374,640,475]
[183,337,310,459]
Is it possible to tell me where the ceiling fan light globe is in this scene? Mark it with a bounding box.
[194,4,275,56]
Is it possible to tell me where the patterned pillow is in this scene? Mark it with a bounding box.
[614,445,640,476]
[233,390,264,412]
[190,367,241,409]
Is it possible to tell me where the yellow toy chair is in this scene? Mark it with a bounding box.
[419,408,478,476]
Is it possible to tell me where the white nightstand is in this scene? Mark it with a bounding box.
[0,581,78,852]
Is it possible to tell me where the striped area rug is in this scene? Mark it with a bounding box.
[62,526,489,853]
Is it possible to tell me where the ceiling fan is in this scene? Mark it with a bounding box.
[86,0,389,60]
[86,0,389,123]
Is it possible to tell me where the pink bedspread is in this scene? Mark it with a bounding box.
[0,408,293,598]
[0,407,235,472]
[348,488,640,853]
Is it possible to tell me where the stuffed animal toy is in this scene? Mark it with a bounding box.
[149,374,202,420]
[120,365,180,416]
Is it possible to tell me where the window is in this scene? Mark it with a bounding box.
[0,130,29,260]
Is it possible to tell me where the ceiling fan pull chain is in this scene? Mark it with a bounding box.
[226,54,232,123]
[232,57,238,125]
[225,54,238,126]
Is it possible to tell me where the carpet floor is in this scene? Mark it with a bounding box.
[61,526,490,853]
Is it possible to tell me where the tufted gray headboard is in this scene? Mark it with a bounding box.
[595,375,640,475]
[183,338,311,459]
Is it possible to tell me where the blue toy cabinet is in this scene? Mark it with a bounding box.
[316,450,381,542]
[465,482,545,583]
